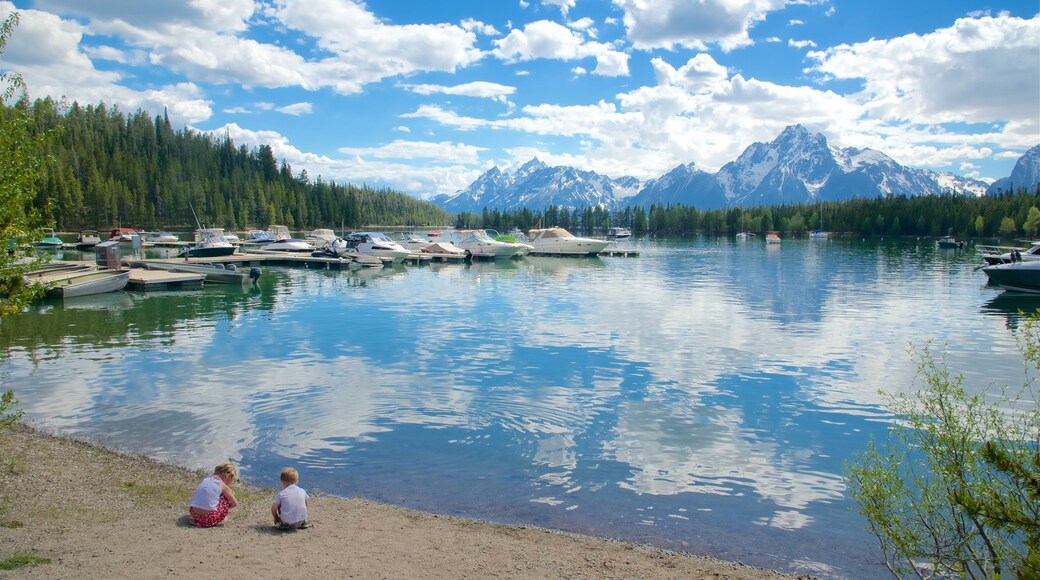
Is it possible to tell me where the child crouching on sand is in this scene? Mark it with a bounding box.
[272,467,310,530]
[188,461,239,527]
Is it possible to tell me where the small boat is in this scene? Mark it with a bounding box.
[260,236,315,253]
[34,228,63,249]
[976,242,1040,265]
[606,227,632,240]
[736,231,756,241]
[140,231,180,245]
[305,229,338,245]
[982,261,1040,294]
[311,239,385,267]
[179,228,236,258]
[130,260,258,284]
[766,233,781,244]
[44,269,130,298]
[389,232,432,252]
[240,229,276,248]
[809,230,828,239]
[75,230,102,249]
[343,232,411,263]
[936,235,964,249]
[526,227,609,256]
[108,228,138,242]
[443,229,529,259]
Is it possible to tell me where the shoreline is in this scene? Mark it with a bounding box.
[0,424,800,578]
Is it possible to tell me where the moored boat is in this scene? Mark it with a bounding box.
[982,260,1040,294]
[43,269,130,298]
[443,229,528,259]
[75,230,102,249]
[344,232,411,263]
[526,227,609,256]
[108,228,138,242]
[34,228,63,249]
[936,235,964,249]
[976,242,1040,265]
[607,226,632,240]
[179,228,236,258]
[766,233,781,244]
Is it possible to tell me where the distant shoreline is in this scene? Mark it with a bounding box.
[0,423,797,578]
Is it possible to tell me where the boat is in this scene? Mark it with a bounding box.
[606,227,632,240]
[43,269,130,298]
[267,225,292,240]
[305,229,338,245]
[343,232,411,263]
[33,228,63,249]
[108,228,138,242]
[178,228,237,258]
[24,262,96,279]
[74,230,102,249]
[240,229,276,248]
[389,232,432,252]
[976,242,1040,265]
[129,260,259,284]
[766,233,781,244]
[443,229,529,259]
[736,231,756,240]
[223,232,241,246]
[982,261,1040,294]
[140,231,180,245]
[936,235,964,249]
[526,227,610,256]
[260,237,315,252]
[420,241,467,257]
[810,230,828,239]
[311,239,385,267]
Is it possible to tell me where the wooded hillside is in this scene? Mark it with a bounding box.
[22,98,449,232]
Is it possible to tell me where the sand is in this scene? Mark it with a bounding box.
[0,424,801,578]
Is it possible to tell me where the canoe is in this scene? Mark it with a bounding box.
[45,269,130,298]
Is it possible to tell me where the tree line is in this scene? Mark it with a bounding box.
[21,97,450,233]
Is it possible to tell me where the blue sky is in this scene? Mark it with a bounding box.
[1,0,1037,199]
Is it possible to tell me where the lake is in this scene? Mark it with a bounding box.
[2,236,1033,578]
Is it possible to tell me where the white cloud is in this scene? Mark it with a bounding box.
[788,38,817,49]
[572,67,587,76]
[277,102,312,116]
[400,81,516,104]
[807,13,1040,127]
[223,106,250,114]
[338,140,485,164]
[541,0,576,16]
[651,54,729,94]
[788,19,804,26]
[460,17,499,36]
[394,125,411,133]
[613,0,786,51]
[492,20,629,77]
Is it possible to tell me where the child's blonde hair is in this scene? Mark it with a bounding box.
[280,467,299,485]
[214,461,238,484]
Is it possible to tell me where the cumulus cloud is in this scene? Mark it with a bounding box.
[788,39,817,49]
[807,13,1040,127]
[492,19,629,76]
[614,0,786,51]
[460,17,499,36]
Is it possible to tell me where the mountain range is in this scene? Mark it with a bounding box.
[434,125,1038,213]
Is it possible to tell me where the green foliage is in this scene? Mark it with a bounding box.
[0,390,23,427]
[846,319,1040,579]
[1024,207,1040,238]
[0,12,51,315]
[0,553,50,571]
[999,216,1019,238]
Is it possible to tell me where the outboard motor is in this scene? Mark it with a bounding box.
[249,267,262,285]
[224,263,237,271]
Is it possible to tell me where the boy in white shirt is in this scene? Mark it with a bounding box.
[272,467,310,529]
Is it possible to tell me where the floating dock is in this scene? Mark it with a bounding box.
[126,268,204,291]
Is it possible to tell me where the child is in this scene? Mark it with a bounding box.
[188,461,239,528]
[272,467,309,530]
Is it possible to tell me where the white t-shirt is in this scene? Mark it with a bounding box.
[189,476,222,510]
[273,484,308,524]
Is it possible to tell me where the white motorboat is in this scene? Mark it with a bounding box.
[260,237,315,253]
[736,231,756,240]
[982,260,1040,293]
[305,228,338,245]
[525,227,610,256]
[267,225,292,240]
[43,269,130,298]
[179,228,236,258]
[75,230,102,249]
[606,227,632,240]
[34,228,63,249]
[443,229,528,259]
[344,232,411,263]
[240,229,276,248]
[140,231,180,245]
[936,235,964,249]
[311,239,385,267]
[977,242,1040,265]
[766,233,782,244]
[390,232,432,252]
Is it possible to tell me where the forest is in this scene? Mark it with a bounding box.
[17,97,1040,240]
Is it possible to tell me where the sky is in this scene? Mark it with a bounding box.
[0,1,1037,200]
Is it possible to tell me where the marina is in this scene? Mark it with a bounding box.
[6,236,1029,579]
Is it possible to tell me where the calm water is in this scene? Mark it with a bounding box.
[3,237,1034,578]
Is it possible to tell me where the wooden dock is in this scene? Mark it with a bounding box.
[126,268,204,291]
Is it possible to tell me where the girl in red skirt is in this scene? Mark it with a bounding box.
[188,461,239,527]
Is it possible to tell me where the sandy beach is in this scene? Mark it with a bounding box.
[0,424,801,578]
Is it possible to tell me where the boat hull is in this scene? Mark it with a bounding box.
[982,262,1040,293]
[45,270,130,298]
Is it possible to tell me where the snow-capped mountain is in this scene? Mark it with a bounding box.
[433,158,641,213]
[434,125,1006,212]
[986,144,1040,195]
